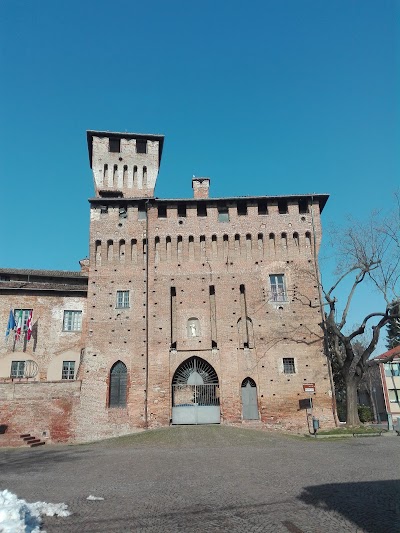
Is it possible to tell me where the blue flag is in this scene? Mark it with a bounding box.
[5,309,16,337]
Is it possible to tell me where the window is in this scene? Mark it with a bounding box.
[62,361,75,380]
[11,361,25,378]
[269,274,287,302]
[218,206,229,222]
[177,204,187,218]
[388,389,400,404]
[258,201,268,215]
[237,201,247,216]
[158,205,167,218]
[136,139,147,153]
[384,363,400,377]
[109,361,128,407]
[197,204,207,217]
[63,311,82,332]
[278,199,288,214]
[298,198,309,214]
[116,290,130,308]
[14,309,32,331]
[138,205,147,220]
[283,358,296,374]
[109,137,121,153]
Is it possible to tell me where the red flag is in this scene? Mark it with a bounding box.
[26,310,33,341]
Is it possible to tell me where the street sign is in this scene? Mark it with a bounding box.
[303,383,315,393]
[299,398,313,410]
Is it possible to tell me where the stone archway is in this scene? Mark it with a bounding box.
[172,356,220,425]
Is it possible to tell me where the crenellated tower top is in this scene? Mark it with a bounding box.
[87,130,164,198]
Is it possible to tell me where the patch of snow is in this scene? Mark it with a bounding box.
[0,489,70,533]
[86,495,104,501]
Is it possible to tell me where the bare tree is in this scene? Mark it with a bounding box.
[318,198,400,426]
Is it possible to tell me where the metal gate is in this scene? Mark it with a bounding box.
[241,377,259,420]
[172,357,220,425]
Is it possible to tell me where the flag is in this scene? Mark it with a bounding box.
[15,310,23,341]
[5,309,16,337]
[26,310,33,341]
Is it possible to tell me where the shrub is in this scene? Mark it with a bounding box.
[358,405,373,423]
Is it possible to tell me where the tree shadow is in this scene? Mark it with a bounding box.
[298,480,400,533]
[0,446,93,474]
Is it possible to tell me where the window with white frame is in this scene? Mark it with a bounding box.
[14,309,32,330]
[11,360,25,378]
[116,290,130,308]
[388,389,400,404]
[269,275,287,302]
[384,363,400,377]
[62,361,75,380]
[63,311,82,331]
[283,357,296,374]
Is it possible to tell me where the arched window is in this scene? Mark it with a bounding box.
[293,232,299,247]
[305,231,312,249]
[109,361,127,408]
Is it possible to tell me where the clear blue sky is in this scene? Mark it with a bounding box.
[1,1,398,349]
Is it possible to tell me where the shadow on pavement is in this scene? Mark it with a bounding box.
[298,480,400,533]
[0,446,93,474]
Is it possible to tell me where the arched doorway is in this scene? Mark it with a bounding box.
[172,356,220,425]
[241,377,259,420]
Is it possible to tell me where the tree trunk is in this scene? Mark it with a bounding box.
[346,378,361,426]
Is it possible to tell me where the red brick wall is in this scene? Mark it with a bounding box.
[0,381,81,447]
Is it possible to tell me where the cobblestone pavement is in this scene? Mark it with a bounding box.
[0,426,399,532]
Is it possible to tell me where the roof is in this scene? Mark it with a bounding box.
[0,268,87,279]
[89,193,330,212]
[87,130,165,168]
[373,346,400,362]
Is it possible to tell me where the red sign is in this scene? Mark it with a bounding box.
[303,383,316,393]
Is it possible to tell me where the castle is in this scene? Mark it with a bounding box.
[0,130,335,446]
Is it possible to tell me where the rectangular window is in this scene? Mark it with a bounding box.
[11,360,25,378]
[177,204,187,218]
[138,206,147,220]
[283,357,296,374]
[63,311,82,332]
[258,201,268,215]
[388,389,400,403]
[116,290,130,308]
[385,363,400,377]
[278,199,288,214]
[136,140,147,153]
[109,137,121,153]
[298,198,309,214]
[269,274,287,302]
[197,204,207,217]
[14,309,32,331]
[62,361,75,380]
[158,205,167,218]
[218,206,229,222]
[237,201,247,216]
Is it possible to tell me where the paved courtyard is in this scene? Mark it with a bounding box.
[0,426,399,532]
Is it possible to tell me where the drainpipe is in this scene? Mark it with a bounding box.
[310,196,339,425]
[144,199,150,428]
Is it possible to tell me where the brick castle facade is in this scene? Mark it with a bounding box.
[0,130,335,446]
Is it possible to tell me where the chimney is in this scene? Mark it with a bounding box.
[192,177,210,199]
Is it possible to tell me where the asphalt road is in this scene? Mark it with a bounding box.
[0,426,399,532]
